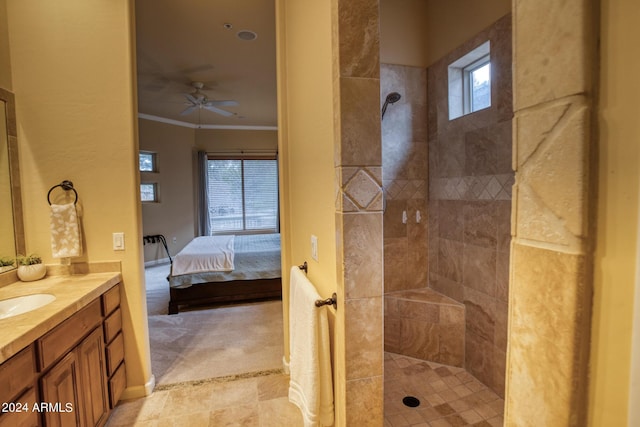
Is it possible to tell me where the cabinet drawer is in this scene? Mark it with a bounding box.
[106,333,124,376]
[0,345,36,404]
[37,299,102,370]
[0,387,40,427]
[108,362,126,409]
[103,307,122,344]
[102,285,120,316]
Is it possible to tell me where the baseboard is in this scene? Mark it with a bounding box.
[120,374,156,400]
[144,258,171,268]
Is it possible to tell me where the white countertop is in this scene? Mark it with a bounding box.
[0,272,122,364]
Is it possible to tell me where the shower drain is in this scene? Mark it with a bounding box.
[402,396,420,408]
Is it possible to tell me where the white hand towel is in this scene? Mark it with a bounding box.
[288,266,334,427]
[49,203,82,258]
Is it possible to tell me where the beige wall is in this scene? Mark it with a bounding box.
[379,0,428,67]
[379,0,510,68]
[195,128,277,152]
[0,0,11,89]
[138,119,196,261]
[276,0,342,421]
[6,0,152,398]
[590,1,640,425]
[425,0,510,66]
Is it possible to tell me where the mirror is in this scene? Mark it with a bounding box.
[0,87,25,272]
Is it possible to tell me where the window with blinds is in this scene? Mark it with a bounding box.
[207,158,279,233]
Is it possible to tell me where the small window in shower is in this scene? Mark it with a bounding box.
[448,41,491,120]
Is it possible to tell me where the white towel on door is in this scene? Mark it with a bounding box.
[288,266,334,427]
[49,203,82,258]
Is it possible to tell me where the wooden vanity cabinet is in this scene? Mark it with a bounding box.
[0,282,125,427]
[101,286,126,408]
[0,344,39,427]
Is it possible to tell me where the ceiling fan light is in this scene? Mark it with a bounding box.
[237,30,257,41]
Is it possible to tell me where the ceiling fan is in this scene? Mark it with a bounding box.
[181,82,238,117]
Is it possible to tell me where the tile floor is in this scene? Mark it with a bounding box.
[107,264,504,426]
[106,371,303,426]
[107,353,504,427]
[384,353,504,427]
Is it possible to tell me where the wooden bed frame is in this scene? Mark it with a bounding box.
[168,277,282,314]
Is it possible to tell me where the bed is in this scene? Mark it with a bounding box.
[168,233,282,314]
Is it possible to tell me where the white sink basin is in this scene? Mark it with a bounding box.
[0,294,56,320]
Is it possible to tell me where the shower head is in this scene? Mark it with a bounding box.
[386,92,402,104]
[381,92,402,120]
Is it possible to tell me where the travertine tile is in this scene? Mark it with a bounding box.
[338,77,382,167]
[437,239,463,282]
[337,0,380,78]
[346,375,384,426]
[462,244,497,297]
[513,0,594,110]
[508,243,590,426]
[342,212,383,299]
[463,201,498,247]
[345,297,383,379]
[383,354,505,427]
[514,97,590,250]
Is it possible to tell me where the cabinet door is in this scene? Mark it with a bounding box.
[76,328,109,427]
[0,387,40,427]
[40,352,81,427]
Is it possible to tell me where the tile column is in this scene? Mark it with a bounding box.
[506,1,598,426]
[332,0,384,425]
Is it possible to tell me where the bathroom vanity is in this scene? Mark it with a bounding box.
[0,272,125,427]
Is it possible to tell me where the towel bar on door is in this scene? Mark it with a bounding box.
[315,293,337,310]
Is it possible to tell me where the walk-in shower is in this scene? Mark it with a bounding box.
[381,92,401,120]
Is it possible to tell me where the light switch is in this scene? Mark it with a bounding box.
[113,232,125,251]
[311,235,318,261]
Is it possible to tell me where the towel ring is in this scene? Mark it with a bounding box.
[47,180,78,205]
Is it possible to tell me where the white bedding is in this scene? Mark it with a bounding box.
[171,235,235,276]
[169,234,281,289]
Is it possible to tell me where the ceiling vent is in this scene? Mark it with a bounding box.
[237,30,257,41]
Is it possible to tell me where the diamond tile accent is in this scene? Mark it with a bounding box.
[342,168,382,211]
[430,174,515,201]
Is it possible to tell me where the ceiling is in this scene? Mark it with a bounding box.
[135,0,277,129]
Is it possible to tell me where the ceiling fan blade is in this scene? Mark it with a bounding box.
[203,105,234,117]
[184,93,198,104]
[206,100,238,107]
[180,105,197,116]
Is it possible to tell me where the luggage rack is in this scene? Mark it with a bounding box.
[143,235,173,281]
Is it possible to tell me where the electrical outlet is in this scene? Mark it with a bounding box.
[311,235,318,261]
[172,237,177,244]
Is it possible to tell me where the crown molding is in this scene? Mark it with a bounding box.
[138,113,278,131]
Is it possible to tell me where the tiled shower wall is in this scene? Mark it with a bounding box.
[427,14,513,397]
[381,64,429,293]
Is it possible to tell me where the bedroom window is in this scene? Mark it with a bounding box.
[139,151,157,172]
[140,183,158,202]
[207,158,279,233]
